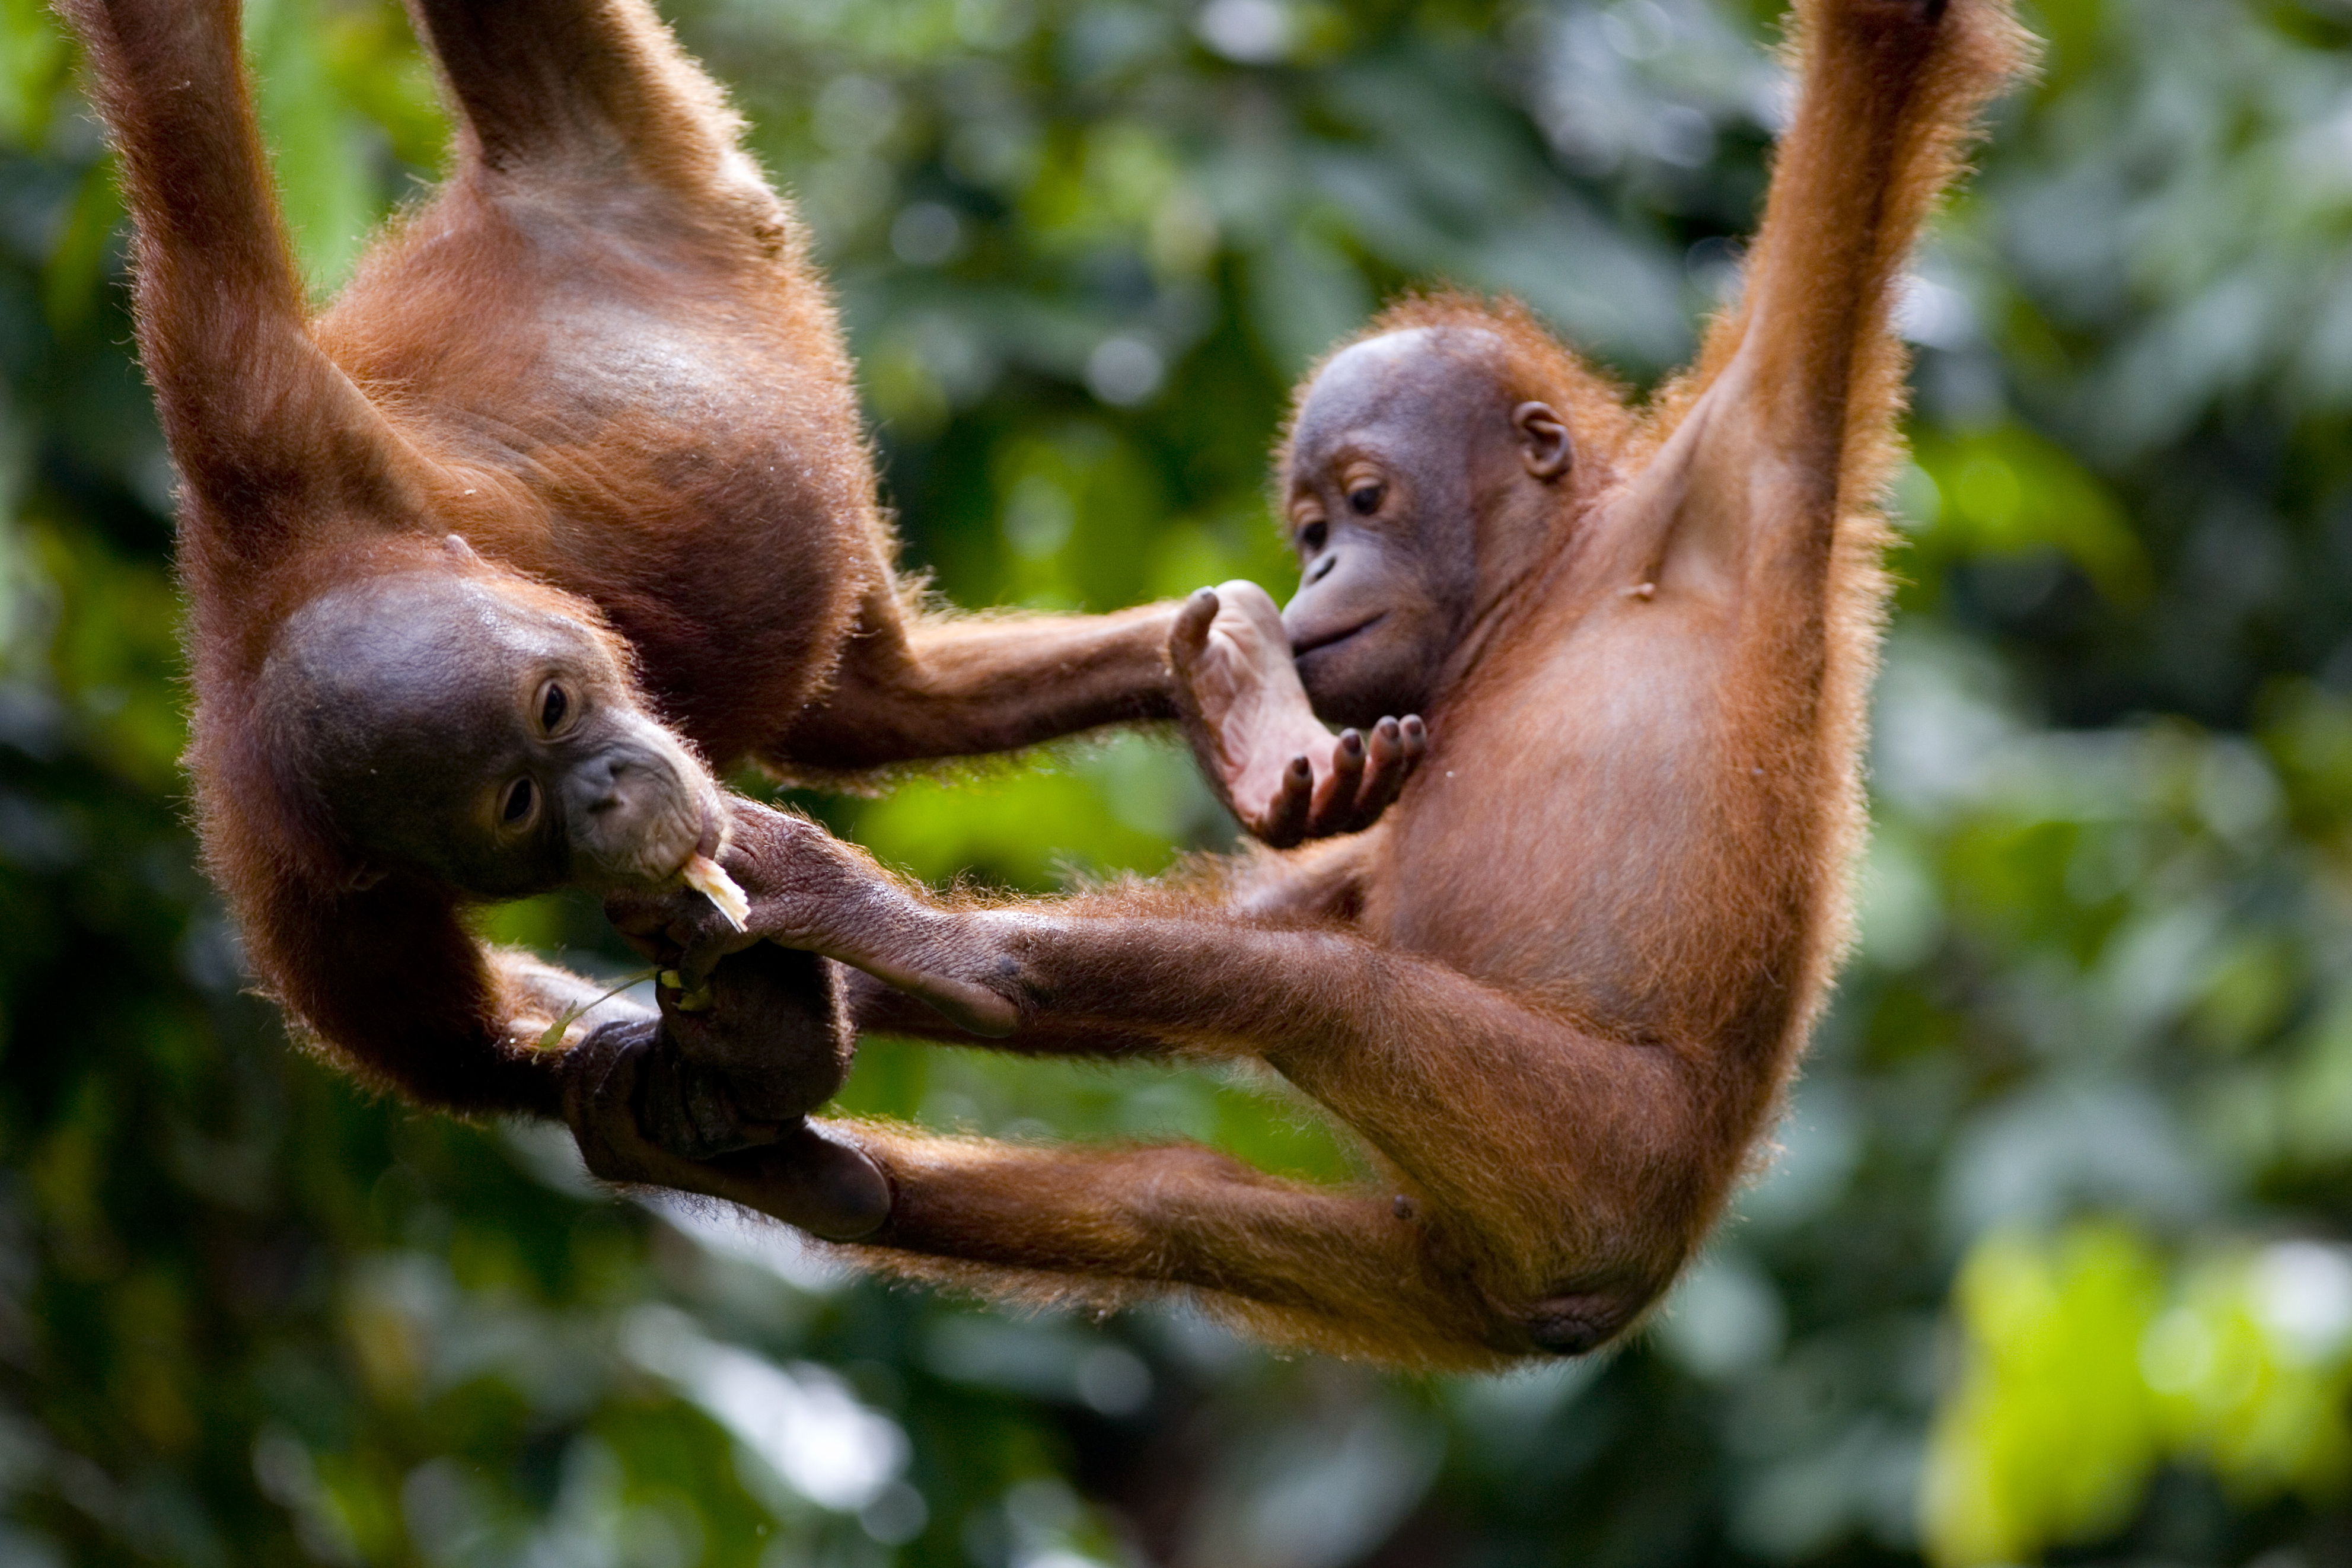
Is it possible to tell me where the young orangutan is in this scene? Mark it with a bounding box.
[567,0,2032,1364]
[56,0,1417,1143]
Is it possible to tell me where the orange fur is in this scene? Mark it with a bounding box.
[589,0,2035,1369]
[60,0,1199,1116]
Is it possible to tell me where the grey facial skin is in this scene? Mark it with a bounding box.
[260,572,724,899]
[1280,329,1570,731]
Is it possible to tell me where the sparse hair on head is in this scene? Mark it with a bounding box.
[1276,289,1639,493]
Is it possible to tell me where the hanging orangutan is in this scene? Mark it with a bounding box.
[55,0,1421,1147]
[569,0,2032,1366]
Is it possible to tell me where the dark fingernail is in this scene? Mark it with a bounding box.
[1340,729,1363,756]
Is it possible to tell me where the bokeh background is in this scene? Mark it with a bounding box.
[5,0,2352,1561]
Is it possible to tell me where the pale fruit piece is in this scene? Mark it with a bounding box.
[681,854,750,932]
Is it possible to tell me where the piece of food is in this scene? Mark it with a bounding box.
[680,853,750,932]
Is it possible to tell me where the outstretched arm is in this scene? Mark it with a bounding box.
[59,0,434,578]
[404,0,746,184]
[1643,0,2030,588]
[767,594,1188,771]
[767,584,1421,844]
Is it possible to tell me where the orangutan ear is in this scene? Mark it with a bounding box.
[1513,402,1572,480]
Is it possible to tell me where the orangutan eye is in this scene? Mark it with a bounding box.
[501,776,537,826]
[1299,520,1329,555]
[1348,482,1384,515]
[538,681,571,734]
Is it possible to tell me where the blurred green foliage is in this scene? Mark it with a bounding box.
[10,0,2352,1563]
[1926,1225,2352,1566]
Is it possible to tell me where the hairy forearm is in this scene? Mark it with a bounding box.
[776,602,1184,769]
[62,0,437,552]
[1714,1,2029,450]
[67,0,296,313]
